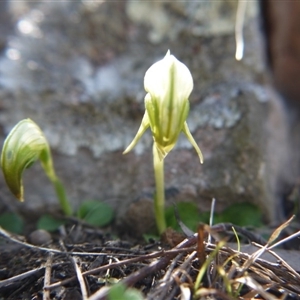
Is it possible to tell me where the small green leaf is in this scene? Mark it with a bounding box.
[37,214,65,232]
[108,283,145,300]
[217,202,263,227]
[0,212,24,234]
[77,201,114,227]
[165,202,204,232]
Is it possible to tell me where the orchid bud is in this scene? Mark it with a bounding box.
[1,119,49,201]
[124,50,203,163]
[1,119,72,215]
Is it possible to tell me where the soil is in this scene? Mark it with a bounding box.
[1,218,300,300]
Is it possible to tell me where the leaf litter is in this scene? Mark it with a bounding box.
[0,216,300,300]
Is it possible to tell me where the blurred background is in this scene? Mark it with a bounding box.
[0,0,299,233]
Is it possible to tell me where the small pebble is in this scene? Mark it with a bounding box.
[28,229,52,245]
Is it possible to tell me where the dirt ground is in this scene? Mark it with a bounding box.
[1,217,300,300]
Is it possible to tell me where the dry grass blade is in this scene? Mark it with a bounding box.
[238,216,296,275]
[267,215,295,245]
[148,251,197,300]
[268,229,300,250]
[234,276,277,300]
[147,253,184,300]
[179,283,191,300]
[257,243,300,281]
[194,287,234,300]
[72,256,88,300]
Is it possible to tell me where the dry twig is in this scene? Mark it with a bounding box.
[43,253,53,300]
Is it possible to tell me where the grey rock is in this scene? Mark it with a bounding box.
[0,1,293,232]
[28,229,52,245]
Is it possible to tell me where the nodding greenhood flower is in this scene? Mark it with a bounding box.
[1,119,72,216]
[124,50,203,163]
[1,119,49,201]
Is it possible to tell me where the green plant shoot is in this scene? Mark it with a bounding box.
[124,51,203,234]
[1,118,72,216]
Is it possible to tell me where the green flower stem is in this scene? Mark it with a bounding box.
[40,147,72,216]
[153,144,167,234]
[52,177,72,216]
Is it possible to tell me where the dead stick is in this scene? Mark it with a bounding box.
[0,266,45,288]
[0,227,143,258]
[45,246,195,290]
[43,253,53,300]
[88,234,197,300]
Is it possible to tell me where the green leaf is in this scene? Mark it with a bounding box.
[0,212,24,234]
[108,283,145,300]
[77,201,114,227]
[165,202,205,232]
[217,202,263,227]
[37,214,65,232]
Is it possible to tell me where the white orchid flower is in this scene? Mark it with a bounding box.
[124,50,203,163]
